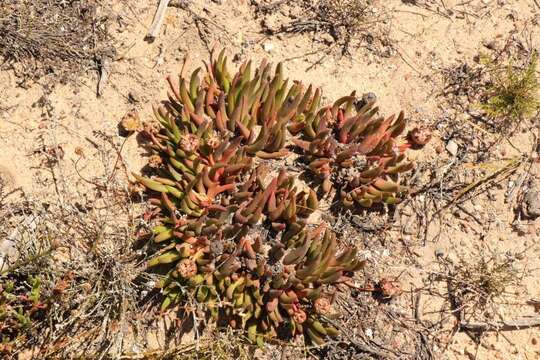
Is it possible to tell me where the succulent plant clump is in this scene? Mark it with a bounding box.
[290,92,416,207]
[134,50,416,345]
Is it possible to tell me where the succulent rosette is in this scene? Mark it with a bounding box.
[134,50,417,345]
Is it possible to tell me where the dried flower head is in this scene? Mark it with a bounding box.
[206,133,221,149]
[292,308,307,324]
[120,110,141,132]
[128,181,145,195]
[176,259,197,278]
[408,127,432,147]
[313,297,332,315]
[147,154,163,168]
[209,240,225,255]
[377,278,402,299]
[180,134,200,153]
[142,120,160,134]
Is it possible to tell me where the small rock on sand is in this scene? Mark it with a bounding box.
[522,179,540,219]
[446,140,459,156]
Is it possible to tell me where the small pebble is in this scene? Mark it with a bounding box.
[522,180,540,219]
[354,92,377,110]
[482,40,497,50]
[128,91,140,103]
[446,140,459,156]
[319,33,334,44]
[262,42,274,53]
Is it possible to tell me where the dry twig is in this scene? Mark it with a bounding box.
[460,315,540,332]
[145,0,171,41]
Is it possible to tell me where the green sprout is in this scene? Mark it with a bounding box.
[480,51,540,122]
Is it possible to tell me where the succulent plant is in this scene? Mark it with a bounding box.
[0,275,47,354]
[134,50,416,345]
[290,93,416,207]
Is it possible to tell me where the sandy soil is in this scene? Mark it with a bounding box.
[1,0,540,359]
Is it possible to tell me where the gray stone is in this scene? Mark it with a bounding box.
[128,91,140,103]
[522,180,540,219]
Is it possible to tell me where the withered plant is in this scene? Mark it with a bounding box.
[277,0,391,56]
[429,248,526,326]
[0,0,114,85]
[134,50,420,345]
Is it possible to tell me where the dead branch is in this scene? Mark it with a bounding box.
[254,0,288,14]
[323,317,401,359]
[0,0,113,83]
[146,0,171,41]
[460,315,540,332]
[97,56,111,97]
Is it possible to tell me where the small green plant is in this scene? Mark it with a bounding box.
[0,275,47,354]
[134,50,421,345]
[479,52,540,122]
